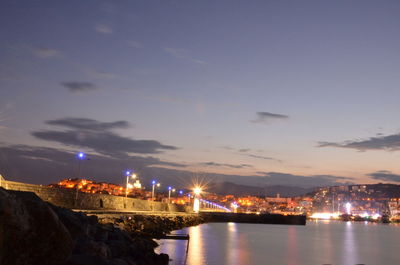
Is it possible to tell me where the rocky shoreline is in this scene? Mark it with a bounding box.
[98,214,205,238]
[0,188,203,265]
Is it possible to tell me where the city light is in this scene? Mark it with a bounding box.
[151,180,160,201]
[193,187,202,196]
[168,186,176,203]
[125,170,134,198]
[310,212,340,220]
[77,152,86,160]
[345,202,352,215]
[193,197,200,213]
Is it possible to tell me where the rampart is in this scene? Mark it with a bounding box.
[0,179,189,213]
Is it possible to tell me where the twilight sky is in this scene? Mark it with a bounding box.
[1,0,400,189]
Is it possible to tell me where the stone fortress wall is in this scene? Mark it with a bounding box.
[0,178,189,213]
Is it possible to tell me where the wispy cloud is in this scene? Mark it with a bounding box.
[368,170,400,182]
[0,144,184,185]
[247,154,281,162]
[61,81,98,93]
[318,133,400,151]
[127,40,143,48]
[199,162,252,169]
[89,70,116,79]
[261,172,353,188]
[251,112,289,124]
[219,146,282,162]
[164,47,207,65]
[95,24,113,34]
[239,148,250,152]
[32,47,61,58]
[46,118,129,131]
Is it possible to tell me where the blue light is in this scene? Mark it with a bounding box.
[125,170,131,176]
[152,180,156,185]
[179,190,183,195]
[77,152,86,159]
[168,186,172,190]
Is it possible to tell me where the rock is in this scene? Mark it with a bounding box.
[0,188,73,265]
[0,188,203,265]
[64,254,109,265]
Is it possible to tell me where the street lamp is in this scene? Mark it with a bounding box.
[75,152,86,206]
[125,170,137,198]
[168,186,176,203]
[193,186,202,213]
[76,152,86,178]
[151,180,161,201]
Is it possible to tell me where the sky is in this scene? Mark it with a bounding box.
[1,0,400,189]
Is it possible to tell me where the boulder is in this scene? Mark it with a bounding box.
[0,188,73,265]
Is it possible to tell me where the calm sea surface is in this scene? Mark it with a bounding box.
[156,220,400,265]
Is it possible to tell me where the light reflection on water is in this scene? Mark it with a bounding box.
[156,221,400,265]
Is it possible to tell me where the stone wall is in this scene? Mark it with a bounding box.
[1,180,189,213]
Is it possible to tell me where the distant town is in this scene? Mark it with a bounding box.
[51,177,400,222]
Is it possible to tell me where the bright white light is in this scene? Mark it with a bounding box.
[193,187,202,195]
[360,212,369,218]
[372,213,381,220]
[310,212,340,220]
[345,202,352,215]
[193,198,200,213]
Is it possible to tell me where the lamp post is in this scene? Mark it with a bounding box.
[75,152,86,206]
[151,180,160,201]
[193,186,202,213]
[168,186,176,203]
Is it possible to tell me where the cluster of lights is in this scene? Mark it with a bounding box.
[74,152,189,202]
[200,199,231,212]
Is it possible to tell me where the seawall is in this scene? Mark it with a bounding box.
[1,180,189,213]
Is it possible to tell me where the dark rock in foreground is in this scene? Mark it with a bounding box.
[0,188,73,265]
[0,188,176,265]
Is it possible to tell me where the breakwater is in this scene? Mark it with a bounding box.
[200,212,306,225]
[1,180,189,213]
[97,213,205,237]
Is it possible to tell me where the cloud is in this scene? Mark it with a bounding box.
[95,24,113,34]
[32,47,61,58]
[247,154,281,162]
[127,40,143,48]
[368,170,400,182]
[46,118,129,131]
[62,82,98,93]
[164,47,207,65]
[251,112,289,124]
[0,144,184,185]
[239,148,250,152]
[31,117,177,157]
[261,172,353,188]
[199,162,252,169]
[318,133,400,151]
[0,144,351,189]
[219,146,281,162]
[90,70,116,79]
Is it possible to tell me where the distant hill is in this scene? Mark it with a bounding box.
[207,181,315,197]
